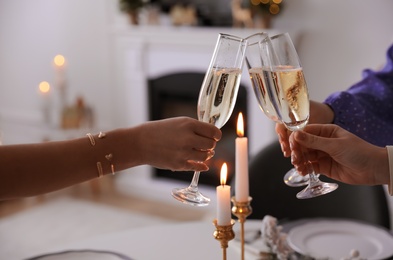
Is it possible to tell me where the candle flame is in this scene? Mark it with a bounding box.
[237,112,244,137]
[220,163,228,186]
[54,54,65,67]
[39,81,50,93]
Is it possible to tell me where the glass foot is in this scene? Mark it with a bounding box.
[296,181,339,199]
[283,168,309,187]
[171,187,210,207]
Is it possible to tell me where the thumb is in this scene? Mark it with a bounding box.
[293,130,332,153]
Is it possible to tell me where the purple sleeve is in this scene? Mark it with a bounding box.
[324,44,393,147]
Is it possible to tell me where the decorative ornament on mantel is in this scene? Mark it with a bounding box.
[250,0,284,29]
[119,0,147,25]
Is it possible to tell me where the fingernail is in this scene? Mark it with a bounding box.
[291,152,297,164]
[213,134,222,141]
[207,150,215,160]
[280,143,290,157]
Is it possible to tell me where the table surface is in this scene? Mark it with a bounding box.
[41,220,247,260]
[31,219,393,260]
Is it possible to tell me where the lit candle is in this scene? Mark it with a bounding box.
[235,112,249,202]
[217,163,231,226]
[38,81,51,124]
[54,54,65,85]
[39,81,51,96]
[53,54,66,108]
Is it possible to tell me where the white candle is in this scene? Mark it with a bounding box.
[38,81,51,124]
[39,81,51,96]
[53,54,66,108]
[235,112,249,202]
[216,163,231,226]
[54,54,65,86]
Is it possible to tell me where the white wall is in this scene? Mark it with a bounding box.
[1,0,393,135]
[0,0,114,132]
[272,0,393,101]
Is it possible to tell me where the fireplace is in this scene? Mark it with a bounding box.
[148,72,248,187]
[112,28,279,206]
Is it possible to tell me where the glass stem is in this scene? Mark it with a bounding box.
[188,171,200,192]
[301,148,320,185]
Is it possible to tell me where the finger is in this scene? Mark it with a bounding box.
[185,161,209,172]
[293,130,333,153]
[289,135,303,159]
[189,149,215,162]
[293,159,321,176]
[292,159,308,176]
[194,122,222,141]
[276,123,291,157]
[193,137,217,151]
[300,124,339,138]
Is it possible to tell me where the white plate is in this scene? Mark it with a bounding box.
[28,250,133,260]
[287,219,393,259]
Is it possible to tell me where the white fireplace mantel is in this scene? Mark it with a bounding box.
[112,26,280,207]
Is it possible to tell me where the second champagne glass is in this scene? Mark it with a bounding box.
[268,33,338,199]
[171,33,248,206]
[245,32,309,187]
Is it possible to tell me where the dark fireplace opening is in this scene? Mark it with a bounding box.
[148,72,248,187]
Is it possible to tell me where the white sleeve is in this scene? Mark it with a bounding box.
[387,146,393,196]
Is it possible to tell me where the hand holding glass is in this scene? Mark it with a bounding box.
[171,33,248,206]
[267,33,338,199]
[245,32,308,187]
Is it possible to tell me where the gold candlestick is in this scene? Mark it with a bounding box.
[213,219,236,260]
[231,196,253,260]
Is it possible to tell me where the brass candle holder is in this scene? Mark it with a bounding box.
[213,219,236,260]
[231,196,253,260]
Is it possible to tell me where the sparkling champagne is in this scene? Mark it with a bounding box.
[248,67,279,121]
[198,68,242,128]
[271,66,309,131]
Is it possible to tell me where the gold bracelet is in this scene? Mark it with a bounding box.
[105,153,116,175]
[87,133,101,177]
[96,162,104,178]
[98,131,106,139]
[86,133,96,146]
[86,131,115,177]
[99,131,115,175]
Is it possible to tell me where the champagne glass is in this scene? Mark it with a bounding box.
[245,32,309,187]
[172,33,248,206]
[268,33,338,199]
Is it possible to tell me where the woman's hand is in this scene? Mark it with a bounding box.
[136,117,222,172]
[276,100,335,158]
[289,124,389,186]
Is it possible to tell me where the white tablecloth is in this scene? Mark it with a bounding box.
[30,218,393,260]
[37,220,248,260]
